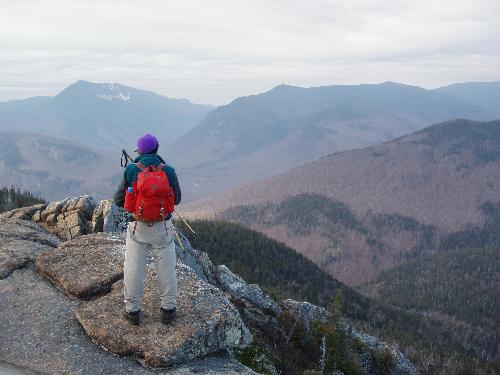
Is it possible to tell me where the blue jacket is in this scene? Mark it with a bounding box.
[113,153,181,210]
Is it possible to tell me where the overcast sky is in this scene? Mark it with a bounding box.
[1,0,499,105]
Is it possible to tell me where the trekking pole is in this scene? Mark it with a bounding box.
[121,149,134,167]
[174,209,197,237]
[172,225,185,251]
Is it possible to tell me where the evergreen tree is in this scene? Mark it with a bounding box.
[0,186,45,213]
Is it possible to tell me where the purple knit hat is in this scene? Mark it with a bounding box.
[136,133,158,153]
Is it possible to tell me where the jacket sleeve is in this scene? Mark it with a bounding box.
[113,174,127,207]
[166,167,181,205]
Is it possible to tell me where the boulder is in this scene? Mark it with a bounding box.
[103,203,131,232]
[36,233,125,299]
[0,239,52,279]
[56,210,89,240]
[174,232,214,283]
[282,299,418,375]
[39,198,69,222]
[193,250,219,284]
[62,196,96,217]
[281,299,331,331]
[92,200,130,233]
[91,199,112,232]
[353,332,418,375]
[215,265,282,316]
[34,196,97,240]
[75,263,253,368]
[0,203,47,220]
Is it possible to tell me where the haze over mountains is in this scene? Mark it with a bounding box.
[169,81,496,199]
[0,132,116,201]
[435,81,500,114]
[184,119,500,284]
[0,80,213,152]
[0,80,213,200]
[1,80,499,203]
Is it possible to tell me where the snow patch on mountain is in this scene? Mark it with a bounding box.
[95,83,131,101]
[96,92,131,101]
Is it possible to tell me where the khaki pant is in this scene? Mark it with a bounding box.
[123,220,177,312]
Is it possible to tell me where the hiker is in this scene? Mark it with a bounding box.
[113,133,181,326]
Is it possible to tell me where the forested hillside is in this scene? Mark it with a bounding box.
[181,219,366,313]
[182,219,499,374]
[220,193,438,285]
[184,119,500,286]
[361,246,499,365]
[185,119,500,233]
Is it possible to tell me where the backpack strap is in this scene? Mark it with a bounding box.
[157,163,165,171]
[135,162,147,172]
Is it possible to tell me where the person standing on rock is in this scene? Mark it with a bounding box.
[114,133,181,326]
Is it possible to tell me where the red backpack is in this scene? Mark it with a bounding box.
[124,163,174,222]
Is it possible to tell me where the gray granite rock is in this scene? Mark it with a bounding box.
[101,201,130,233]
[0,267,257,375]
[193,250,219,284]
[0,204,47,220]
[0,239,52,279]
[215,265,282,316]
[55,210,87,240]
[174,232,213,283]
[353,331,418,375]
[32,196,98,240]
[281,299,331,331]
[282,299,418,375]
[91,199,112,232]
[62,195,97,218]
[0,217,60,247]
[75,263,252,368]
[39,198,68,222]
[35,233,125,299]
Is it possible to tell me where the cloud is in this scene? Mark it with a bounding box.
[0,0,499,104]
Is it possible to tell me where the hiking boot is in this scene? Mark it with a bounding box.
[123,308,140,326]
[161,307,176,325]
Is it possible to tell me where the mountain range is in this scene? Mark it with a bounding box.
[1,80,499,203]
[169,81,497,200]
[435,80,500,114]
[0,80,214,200]
[183,119,500,285]
[0,132,117,201]
[0,80,213,152]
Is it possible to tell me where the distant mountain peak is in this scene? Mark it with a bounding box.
[57,80,132,101]
[272,83,297,89]
[267,84,301,93]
